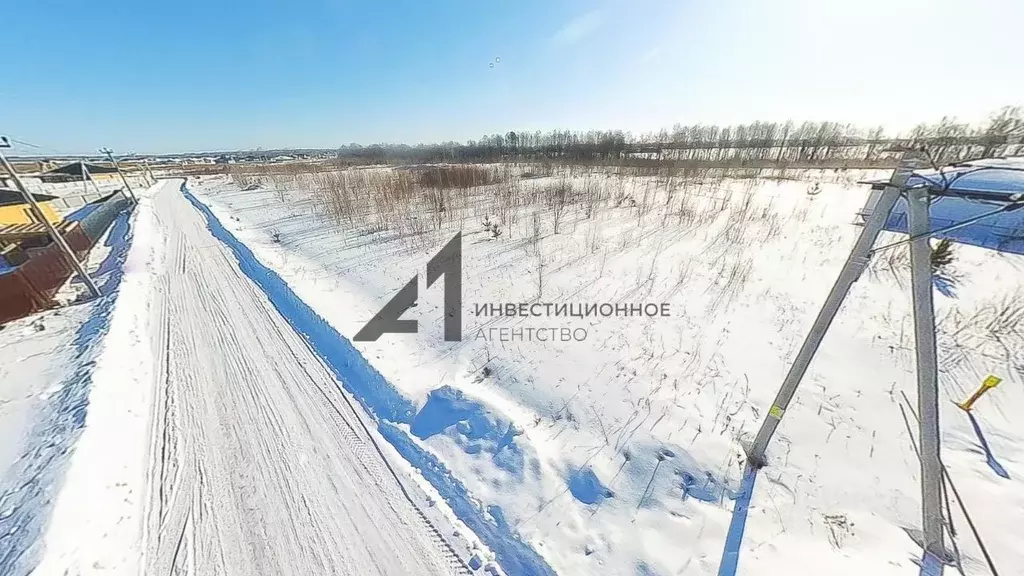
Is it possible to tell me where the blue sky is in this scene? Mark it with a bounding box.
[2,0,1021,154]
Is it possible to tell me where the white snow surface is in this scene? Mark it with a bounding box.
[183,167,1024,576]
[0,189,145,575]
[32,187,162,575]
[136,180,469,575]
[4,180,476,576]
[5,166,1022,576]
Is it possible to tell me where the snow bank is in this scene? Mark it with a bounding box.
[0,201,143,575]
[29,188,162,575]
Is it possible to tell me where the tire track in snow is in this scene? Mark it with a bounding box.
[142,180,468,576]
[183,185,555,576]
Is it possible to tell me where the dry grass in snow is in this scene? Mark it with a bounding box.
[187,162,1024,576]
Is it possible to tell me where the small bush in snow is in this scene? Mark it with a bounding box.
[482,216,502,239]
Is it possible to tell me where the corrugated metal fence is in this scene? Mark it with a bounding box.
[0,191,131,324]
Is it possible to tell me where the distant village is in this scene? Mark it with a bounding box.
[6,149,339,176]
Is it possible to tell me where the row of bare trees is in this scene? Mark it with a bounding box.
[323,106,1022,167]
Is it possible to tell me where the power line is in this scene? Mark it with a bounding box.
[2,135,82,158]
[8,137,42,149]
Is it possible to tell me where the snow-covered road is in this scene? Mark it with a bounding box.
[141,180,467,575]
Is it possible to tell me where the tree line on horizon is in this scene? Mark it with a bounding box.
[330,106,1023,167]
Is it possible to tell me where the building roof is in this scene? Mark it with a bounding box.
[44,161,120,175]
[0,188,58,208]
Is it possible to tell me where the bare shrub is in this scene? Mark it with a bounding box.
[418,165,496,189]
[493,178,522,233]
[271,174,289,203]
[229,165,267,189]
[708,256,754,315]
[586,221,602,253]
[529,212,544,298]
[677,190,698,227]
[637,177,654,224]
[541,179,572,233]
[308,168,421,234]
[426,189,447,230]
[581,176,603,219]
[369,170,417,230]
[522,160,555,179]
[312,171,357,224]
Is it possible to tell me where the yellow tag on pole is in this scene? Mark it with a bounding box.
[768,405,785,419]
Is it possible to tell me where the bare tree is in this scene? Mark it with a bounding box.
[545,179,571,233]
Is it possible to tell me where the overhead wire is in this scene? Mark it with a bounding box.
[2,135,83,158]
[869,200,1024,255]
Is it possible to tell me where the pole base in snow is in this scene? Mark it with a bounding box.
[904,527,958,575]
[741,439,768,470]
[917,550,949,576]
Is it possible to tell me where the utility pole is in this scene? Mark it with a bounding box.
[100,147,137,203]
[907,183,946,568]
[0,136,101,297]
[143,158,155,185]
[81,162,103,196]
[745,150,925,468]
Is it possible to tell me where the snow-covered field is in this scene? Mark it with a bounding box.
[2,165,1021,576]
[182,164,1024,576]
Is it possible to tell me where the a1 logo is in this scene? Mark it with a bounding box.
[354,232,462,342]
